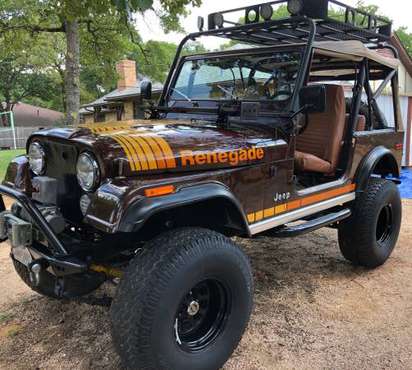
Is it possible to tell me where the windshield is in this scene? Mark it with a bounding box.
[169,49,303,110]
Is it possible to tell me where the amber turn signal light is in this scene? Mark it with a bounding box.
[144,185,175,198]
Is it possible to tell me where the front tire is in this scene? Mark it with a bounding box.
[338,178,402,268]
[110,228,254,370]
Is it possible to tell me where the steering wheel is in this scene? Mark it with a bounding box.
[263,77,292,101]
[272,90,292,102]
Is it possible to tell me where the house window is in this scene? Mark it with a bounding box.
[94,108,105,123]
[116,105,124,121]
[133,101,143,119]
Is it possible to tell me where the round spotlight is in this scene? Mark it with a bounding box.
[246,8,259,23]
[214,13,224,28]
[287,0,304,16]
[260,4,273,21]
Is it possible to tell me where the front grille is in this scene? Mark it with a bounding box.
[38,139,83,223]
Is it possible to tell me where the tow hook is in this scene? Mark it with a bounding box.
[28,261,44,287]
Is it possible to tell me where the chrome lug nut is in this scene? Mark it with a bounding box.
[187,300,200,316]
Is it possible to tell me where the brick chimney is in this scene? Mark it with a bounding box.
[116,60,137,90]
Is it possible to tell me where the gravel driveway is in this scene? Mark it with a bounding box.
[0,198,411,370]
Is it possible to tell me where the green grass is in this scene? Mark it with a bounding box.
[0,312,13,324]
[0,149,25,180]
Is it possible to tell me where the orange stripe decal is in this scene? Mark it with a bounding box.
[152,136,177,168]
[142,136,167,169]
[247,184,356,224]
[133,136,158,170]
[116,135,142,172]
[112,135,138,171]
[122,135,149,171]
[247,213,255,223]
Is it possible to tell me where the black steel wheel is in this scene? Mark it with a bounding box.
[338,178,402,268]
[175,279,230,352]
[110,228,253,370]
[376,204,393,244]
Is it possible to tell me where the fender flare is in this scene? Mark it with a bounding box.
[355,146,400,191]
[118,182,251,235]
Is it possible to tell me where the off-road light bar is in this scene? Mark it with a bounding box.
[205,0,391,41]
[287,0,304,16]
[245,6,260,24]
[214,13,224,28]
[260,4,274,21]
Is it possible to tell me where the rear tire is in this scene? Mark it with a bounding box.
[110,227,254,370]
[338,178,402,268]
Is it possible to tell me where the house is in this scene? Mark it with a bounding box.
[0,102,63,148]
[80,60,163,124]
[391,34,412,167]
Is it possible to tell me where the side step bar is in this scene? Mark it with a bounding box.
[267,209,352,238]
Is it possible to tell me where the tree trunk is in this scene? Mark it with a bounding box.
[65,20,80,126]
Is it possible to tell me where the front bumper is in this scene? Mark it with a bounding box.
[0,184,87,276]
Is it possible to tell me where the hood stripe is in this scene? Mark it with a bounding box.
[110,133,177,172]
[122,135,149,171]
[112,135,139,171]
[141,136,167,169]
[132,136,158,170]
[152,136,177,168]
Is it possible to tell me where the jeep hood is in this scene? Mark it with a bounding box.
[33,120,285,176]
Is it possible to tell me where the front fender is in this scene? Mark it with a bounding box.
[117,182,250,235]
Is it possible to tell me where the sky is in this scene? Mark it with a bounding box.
[135,0,412,49]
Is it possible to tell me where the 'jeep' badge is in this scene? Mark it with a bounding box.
[274,192,291,203]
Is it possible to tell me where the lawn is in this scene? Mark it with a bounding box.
[0,149,25,180]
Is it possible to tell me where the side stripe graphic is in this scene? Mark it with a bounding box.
[247,184,356,224]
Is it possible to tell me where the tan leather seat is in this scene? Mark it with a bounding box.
[295,85,346,174]
[346,114,366,132]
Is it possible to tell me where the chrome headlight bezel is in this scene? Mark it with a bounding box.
[28,141,46,175]
[76,152,100,192]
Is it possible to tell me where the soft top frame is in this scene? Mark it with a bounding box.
[159,1,395,109]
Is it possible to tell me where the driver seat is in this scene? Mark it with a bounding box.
[295,85,346,175]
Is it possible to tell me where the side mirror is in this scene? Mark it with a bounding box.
[299,85,326,113]
[140,80,152,100]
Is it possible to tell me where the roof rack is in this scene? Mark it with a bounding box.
[202,0,392,46]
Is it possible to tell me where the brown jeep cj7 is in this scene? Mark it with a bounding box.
[0,1,405,369]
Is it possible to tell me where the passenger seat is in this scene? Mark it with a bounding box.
[295,85,346,174]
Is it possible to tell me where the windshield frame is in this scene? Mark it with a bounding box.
[164,45,307,112]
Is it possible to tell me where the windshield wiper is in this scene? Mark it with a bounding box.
[170,88,192,102]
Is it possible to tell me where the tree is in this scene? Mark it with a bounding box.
[396,27,412,57]
[0,0,202,125]
[129,40,208,83]
[0,31,59,126]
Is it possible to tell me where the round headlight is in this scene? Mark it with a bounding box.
[287,0,304,15]
[28,142,46,175]
[76,152,100,192]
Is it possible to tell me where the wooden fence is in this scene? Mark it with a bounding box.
[0,126,44,149]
